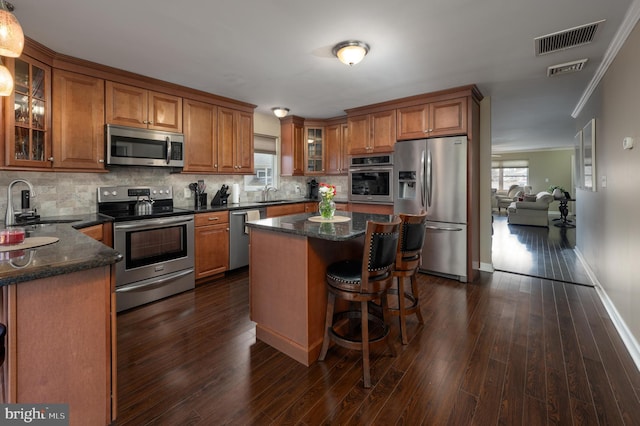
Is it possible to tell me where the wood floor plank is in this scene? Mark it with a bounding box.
[114,263,640,425]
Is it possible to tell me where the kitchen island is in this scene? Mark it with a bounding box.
[246,211,393,366]
[0,220,122,425]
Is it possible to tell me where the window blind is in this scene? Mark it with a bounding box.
[254,134,277,154]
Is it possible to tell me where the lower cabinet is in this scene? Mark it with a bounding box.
[266,203,306,217]
[348,203,394,215]
[194,211,229,282]
[78,222,113,247]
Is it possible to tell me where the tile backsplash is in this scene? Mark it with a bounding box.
[0,169,347,218]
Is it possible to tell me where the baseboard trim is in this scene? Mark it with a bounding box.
[574,247,640,372]
[479,262,494,273]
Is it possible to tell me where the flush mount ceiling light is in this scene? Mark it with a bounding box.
[0,0,24,58]
[332,40,370,66]
[272,107,290,118]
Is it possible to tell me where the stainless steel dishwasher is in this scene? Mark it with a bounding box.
[229,208,266,270]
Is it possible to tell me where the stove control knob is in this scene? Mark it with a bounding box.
[111,191,117,196]
[153,190,158,195]
[103,191,110,197]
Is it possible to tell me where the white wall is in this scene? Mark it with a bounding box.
[575,20,640,341]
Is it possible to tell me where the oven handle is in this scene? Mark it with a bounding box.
[116,269,194,293]
[114,216,194,230]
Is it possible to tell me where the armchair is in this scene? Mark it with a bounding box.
[495,184,523,213]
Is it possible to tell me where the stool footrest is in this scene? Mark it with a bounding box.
[329,310,390,352]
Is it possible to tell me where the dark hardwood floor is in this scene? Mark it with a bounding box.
[116,266,640,425]
[492,214,591,286]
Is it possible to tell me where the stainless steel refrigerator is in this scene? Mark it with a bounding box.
[394,136,468,282]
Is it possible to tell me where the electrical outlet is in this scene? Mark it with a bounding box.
[184,188,191,198]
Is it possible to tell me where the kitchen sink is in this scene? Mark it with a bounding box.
[255,199,297,204]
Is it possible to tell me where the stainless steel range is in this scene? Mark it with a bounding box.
[98,185,195,312]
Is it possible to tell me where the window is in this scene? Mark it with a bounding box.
[491,160,529,191]
[244,134,278,191]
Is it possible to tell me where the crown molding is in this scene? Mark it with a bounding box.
[572,0,640,118]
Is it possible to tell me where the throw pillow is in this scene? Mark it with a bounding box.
[524,194,537,202]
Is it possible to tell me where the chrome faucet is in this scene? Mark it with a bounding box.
[5,179,35,226]
[262,185,277,201]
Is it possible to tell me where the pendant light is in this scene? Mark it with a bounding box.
[0,0,24,57]
[332,41,370,66]
[0,57,13,96]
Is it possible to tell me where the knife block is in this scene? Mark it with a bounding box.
[211,190,228,206]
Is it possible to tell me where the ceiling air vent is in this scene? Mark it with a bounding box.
[535,20,605,56]
[547,59,588,77]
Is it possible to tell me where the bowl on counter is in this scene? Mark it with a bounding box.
[0,227,26,245]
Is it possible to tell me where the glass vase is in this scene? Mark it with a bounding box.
[318,199,336,220]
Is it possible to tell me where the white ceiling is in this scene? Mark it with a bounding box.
[11,0,636,152]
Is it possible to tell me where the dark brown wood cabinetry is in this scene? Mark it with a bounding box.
[325,119,348,175]
[52,70,106,170]
[183,99,218,173]
[280,115,305,176]
[347,109,396,154]
[195,211,229,282]
[3,54,52,168]
[396,97,467,140]
[105,81,183,132]
[217,107,254,174]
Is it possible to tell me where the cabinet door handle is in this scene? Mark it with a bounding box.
[208,217,219,221]
[48,157,54,162]
[98,159,104,163]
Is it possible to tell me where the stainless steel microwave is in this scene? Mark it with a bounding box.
[106,124,185,168]
[348,154,393,204]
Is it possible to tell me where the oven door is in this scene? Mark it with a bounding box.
[113,215,194,287]
[348,167,393,204]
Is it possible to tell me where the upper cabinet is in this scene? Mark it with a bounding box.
[396,97,467,140]
[105,81,182,132]
[325,119,348,175]
[280,116,305,176]
[183,99,218,173]
[217,107,253,174]
[4,55,52,168]
[52,70,106,170]
[305,126,325,174]
[347,110,395,155]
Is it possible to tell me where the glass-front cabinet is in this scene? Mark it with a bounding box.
[305,126,324,174]
[7,56,52,167]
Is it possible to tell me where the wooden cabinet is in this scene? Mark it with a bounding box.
[325,120,348,175]
[396,97,467,140]
[105,81,182,132]
[217,107,254,174]
[266,203,306,218]
[305,202,318,213]
[2,266,116,424]
[194,211,229,282]
[78,222,113,247]
[280,116,305,176]
[52,70,105,170]
[347,110,395,154]
[183,99,218,173]
[4,56,52,168]
[304,126,325,174]
[348,203,394,215]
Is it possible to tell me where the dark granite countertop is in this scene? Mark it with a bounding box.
[0,216,121,287]
[245,211,394,241]
[176,197,349,213]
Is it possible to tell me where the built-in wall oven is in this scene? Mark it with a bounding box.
[348,154,394,204]
[98,186,195,312]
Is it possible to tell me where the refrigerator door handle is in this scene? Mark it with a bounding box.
[420,150,426,209]
[426,149,433,207]
[425,225,464,232]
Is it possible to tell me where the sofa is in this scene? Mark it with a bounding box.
[507,191,555,227]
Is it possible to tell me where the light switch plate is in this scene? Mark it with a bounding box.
[601,175,607,188]
[184,188,191,198]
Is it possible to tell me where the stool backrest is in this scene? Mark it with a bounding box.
[396,211,427,270]
[361,216,401,293]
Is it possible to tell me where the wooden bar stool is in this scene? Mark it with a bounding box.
[390,211,427,344]
[318,217,401,388]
